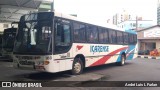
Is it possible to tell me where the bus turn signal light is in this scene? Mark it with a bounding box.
[44,61,50,65]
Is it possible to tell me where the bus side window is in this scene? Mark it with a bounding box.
[117,31,123,44]
[55,20,62,45]
[73,22,86,42]
[86,25,98,43]
[54,19,71,53]
[109,30,117,44]
[55,20,71,45]
[98,28,108,43]
[134,34,137,44]
[130,34,134,44]
[62,24,71,44]
[123,33,128,44]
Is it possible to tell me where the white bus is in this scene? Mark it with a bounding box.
[13,12,137,75]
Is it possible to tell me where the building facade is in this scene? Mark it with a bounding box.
[118,20,154,31]
[112,10,133,25]
[137,25,160,53]
[109,10,154,31]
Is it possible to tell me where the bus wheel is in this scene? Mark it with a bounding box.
[72,58,83,75]
[117,54,126,66]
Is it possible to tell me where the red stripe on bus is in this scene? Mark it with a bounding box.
[89,47,128,67]
[76,45,83,50]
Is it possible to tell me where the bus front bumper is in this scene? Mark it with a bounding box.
[13,62,46,71]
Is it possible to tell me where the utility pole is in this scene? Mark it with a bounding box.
[51,0,54,11]
[136,16,138,31]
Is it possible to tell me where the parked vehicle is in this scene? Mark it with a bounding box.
[13,12,137,74]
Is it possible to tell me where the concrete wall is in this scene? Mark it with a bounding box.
[156,40,160,52]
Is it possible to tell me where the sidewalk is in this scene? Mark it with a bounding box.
[137,55,160,59]
[45,73,106,87]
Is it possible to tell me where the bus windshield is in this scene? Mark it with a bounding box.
[14,12,53,54]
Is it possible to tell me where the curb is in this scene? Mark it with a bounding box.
[137,56,160,59]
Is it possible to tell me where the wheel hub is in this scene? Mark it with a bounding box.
[122,56,125,65]
[74,62,81,73]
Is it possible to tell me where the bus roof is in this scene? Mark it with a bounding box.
[54,11,124,31]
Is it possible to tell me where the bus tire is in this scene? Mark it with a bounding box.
[116,54,126,66]
[71,58,83,75]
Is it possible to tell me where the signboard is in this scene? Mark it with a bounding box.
[144,29,160,37]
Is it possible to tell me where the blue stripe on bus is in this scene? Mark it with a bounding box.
[116,49,127,62]
[116,45,136,62]
[126,45,136,60]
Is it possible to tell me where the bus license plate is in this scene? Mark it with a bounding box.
[19,60,35,65]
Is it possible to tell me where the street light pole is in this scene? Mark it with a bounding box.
[51,0,54,11]
[136,16,138,31]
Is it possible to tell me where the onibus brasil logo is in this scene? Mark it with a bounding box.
[1,82,42,87]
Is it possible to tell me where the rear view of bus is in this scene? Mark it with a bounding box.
[2,28,17,59]
[0,34,2,56]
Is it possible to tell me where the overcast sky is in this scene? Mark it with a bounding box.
[54,0,157,25]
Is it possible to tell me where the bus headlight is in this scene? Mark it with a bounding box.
[44,61,50,65]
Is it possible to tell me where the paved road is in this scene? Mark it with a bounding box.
[0,58,160,90]
[84,58,160,81]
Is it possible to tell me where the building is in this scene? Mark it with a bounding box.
[137,25,160,53]
[109,10,154,31]
[111,10,132,25]
[118,20,154,31]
